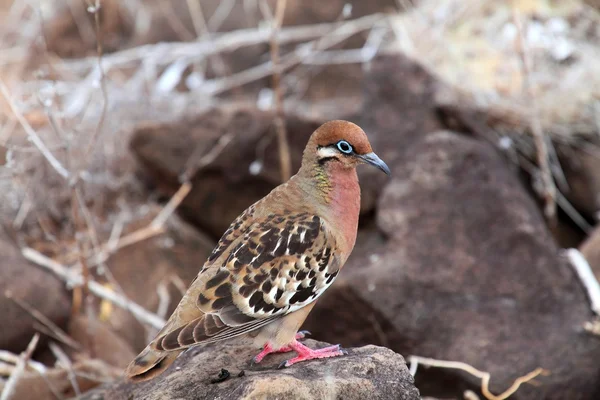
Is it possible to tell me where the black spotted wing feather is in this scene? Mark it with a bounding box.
[153,210,341,351]
[225,213,340,318]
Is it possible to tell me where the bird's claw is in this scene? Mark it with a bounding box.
[278,342,347,368]
[296,330,311,339]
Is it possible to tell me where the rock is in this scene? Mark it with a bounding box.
[358,53,444,213]
[305,131,600,399]
[103,208,214,351]
[79,339,420,400]
[0,230,71,353]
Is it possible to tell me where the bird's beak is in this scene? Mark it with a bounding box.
[359,152,391,175]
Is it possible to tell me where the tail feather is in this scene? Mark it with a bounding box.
[125,344,182,382]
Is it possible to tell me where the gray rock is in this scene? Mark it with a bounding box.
[80,339,420,400]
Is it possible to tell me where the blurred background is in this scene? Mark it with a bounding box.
[1,0,600,399]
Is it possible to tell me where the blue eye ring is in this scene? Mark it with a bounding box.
[336,140,353,154]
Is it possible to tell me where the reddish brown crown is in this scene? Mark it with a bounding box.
[309,120,373,155]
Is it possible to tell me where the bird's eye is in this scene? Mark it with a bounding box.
[336,140,353,154]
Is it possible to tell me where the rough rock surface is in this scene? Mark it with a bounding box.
[305,131,600,399]
[80,339,420,400]
[0,230,71,352]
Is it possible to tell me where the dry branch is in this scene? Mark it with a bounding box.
[70,187,91,317]
[0,334,40,400]
[4,291,81,350]
[186,0,209,38]
[0,352,45,375]
[180,133,234,182]
[86,182,192,269]
[82,0,108,162]
[22,248,165,329]
[270,0,291,182]
[513,9,556,222]
[49,342,81,397]
[157,0,195,41]
[58,13,384,75]
[147,281,171,341]
[408,355,547,400]
[565,248,600,316]
[0,78,69,179]
[203,14,384,95]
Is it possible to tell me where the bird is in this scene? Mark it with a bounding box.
[125,120,390,382]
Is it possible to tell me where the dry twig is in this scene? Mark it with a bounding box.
[0,351,45,375]
[513,9,556,223]
[4,291,81,350]
[180,133,235,183]
[48,343,81,397]
[150,182,193,229]
[204,14,383,95]
[21,248,165,329]
[408,355,547,400]
[157,0,194,41]
[147,281,172,341]
[86,182,192,269]
[59,14,382,75]
[0,334,40,400]
[82,0,109,162]
[186,0,209,38]
[269,0,291,182]
[0,78,69,179]
[565,249,600,316]
[70,188,91,317]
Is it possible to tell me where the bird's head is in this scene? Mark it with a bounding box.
[303,120,390,175]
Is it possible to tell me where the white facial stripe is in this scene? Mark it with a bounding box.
[317,147,339,159]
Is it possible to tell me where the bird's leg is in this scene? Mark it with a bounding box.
[252,331,310,364]
[278,339,347,368]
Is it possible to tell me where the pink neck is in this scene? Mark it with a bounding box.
[324,163,360,253]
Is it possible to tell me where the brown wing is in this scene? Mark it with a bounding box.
[154,211,341,351]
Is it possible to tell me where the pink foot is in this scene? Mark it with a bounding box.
[252,331,311,364]
[279,340,347,368]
